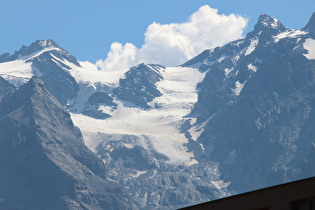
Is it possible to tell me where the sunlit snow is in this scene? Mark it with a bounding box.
[211,180,231,190]
[232,80,246,96]
[0,60,33,86]
[0,45,207,165]
[188,116,213,141]
[245,38,259,56]
[71,66,206,165]
[303,38,315,59]
[0,47,62,87]
[261,16,281,29]
[273,30,307,43]
[131,170,147,178]
[224,68,234,77]
[247,63,257,72]
[245,38,258,56]
[51,55,128,86]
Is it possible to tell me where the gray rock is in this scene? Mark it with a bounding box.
[0,76,16,100]
[302,12,315,32]
[185,13,315,194]
[0,77,135,210]
[31,51,79,105]
[114,63,165,109]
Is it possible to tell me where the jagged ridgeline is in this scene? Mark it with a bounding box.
[183,12,315,193]
[0,12,314,209]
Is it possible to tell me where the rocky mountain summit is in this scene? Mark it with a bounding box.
[302,12,315,32]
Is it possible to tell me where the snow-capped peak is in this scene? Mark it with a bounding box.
[258,14,281,28]
[37,39,58,48]
[14,39,61,58]
[246,13,288,40]
[253,13,287,33]
[0,39,65,64]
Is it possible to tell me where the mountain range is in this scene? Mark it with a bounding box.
[0,12,314,209]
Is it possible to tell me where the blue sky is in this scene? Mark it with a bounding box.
[1,0,315,65]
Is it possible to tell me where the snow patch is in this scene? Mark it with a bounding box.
[188,123,206,141]
[224,68,234,77]
[217,56,226,63]
[188,115,214,141]
[254,118,262,130]
[131,170,147,178]
[185,159,199,166]
[245,38,258,56]
[303,38,315,60]
[274,30,307,43]
[232,80,246,96]
[211,180,231,190]
[233,40,244,47]
[123,143,134,149]
[247,63,257,72]
[0,60,33,86]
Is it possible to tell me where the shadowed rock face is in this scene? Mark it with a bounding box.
[183,13,315,193]
[0,76,16,100]
[114,63,165,109]
[30,52,79,105]
[0,77,135,210]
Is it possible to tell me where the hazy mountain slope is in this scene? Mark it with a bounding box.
[0,77,134,209]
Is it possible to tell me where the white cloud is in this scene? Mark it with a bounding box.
[96,5,248,71]
[96,42,138,72]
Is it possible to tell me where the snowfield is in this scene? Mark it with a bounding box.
[0,46,63,87]
[304,38,315,60]
[273,30,307,43]
[68,60,127,86]
[0,60,33,86]
[71,66,206,165]
[0,47,207,165]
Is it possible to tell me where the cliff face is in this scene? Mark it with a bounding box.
[0,77,134,210]
[0,76,16,100]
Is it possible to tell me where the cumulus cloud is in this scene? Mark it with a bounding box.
[96,5,248,71]
[97,42,138,72]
